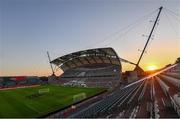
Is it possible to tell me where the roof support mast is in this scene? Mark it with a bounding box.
[47,51,55,75]
[135,6,163,69]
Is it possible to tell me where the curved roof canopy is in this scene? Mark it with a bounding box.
[51,47,121,71]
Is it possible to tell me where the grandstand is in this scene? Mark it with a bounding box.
[50,47,122,88]
[0,76,41,88]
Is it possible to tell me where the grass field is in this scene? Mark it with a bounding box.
[0,85,105,118]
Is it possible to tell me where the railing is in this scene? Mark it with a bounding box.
[160,75,180,88]
[155,76,169,96]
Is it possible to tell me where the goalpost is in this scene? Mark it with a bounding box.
[73,93,86,103]
[38,88,50,94]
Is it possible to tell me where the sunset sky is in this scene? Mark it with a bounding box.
[0,0,180,76]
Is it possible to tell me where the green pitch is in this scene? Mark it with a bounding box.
[0,85,105,118]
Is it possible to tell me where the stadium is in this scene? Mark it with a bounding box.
[1,3,180,118]
[0,46,179,118]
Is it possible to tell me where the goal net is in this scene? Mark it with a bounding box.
[73,93,86,103]
[38,88,50,94]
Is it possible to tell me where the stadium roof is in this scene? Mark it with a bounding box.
[51,47,121,71]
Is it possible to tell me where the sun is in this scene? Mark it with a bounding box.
[147,65,158,71]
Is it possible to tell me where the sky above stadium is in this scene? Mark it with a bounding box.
[0,0,180,76]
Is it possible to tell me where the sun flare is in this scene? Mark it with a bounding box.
[147,65,157,71]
